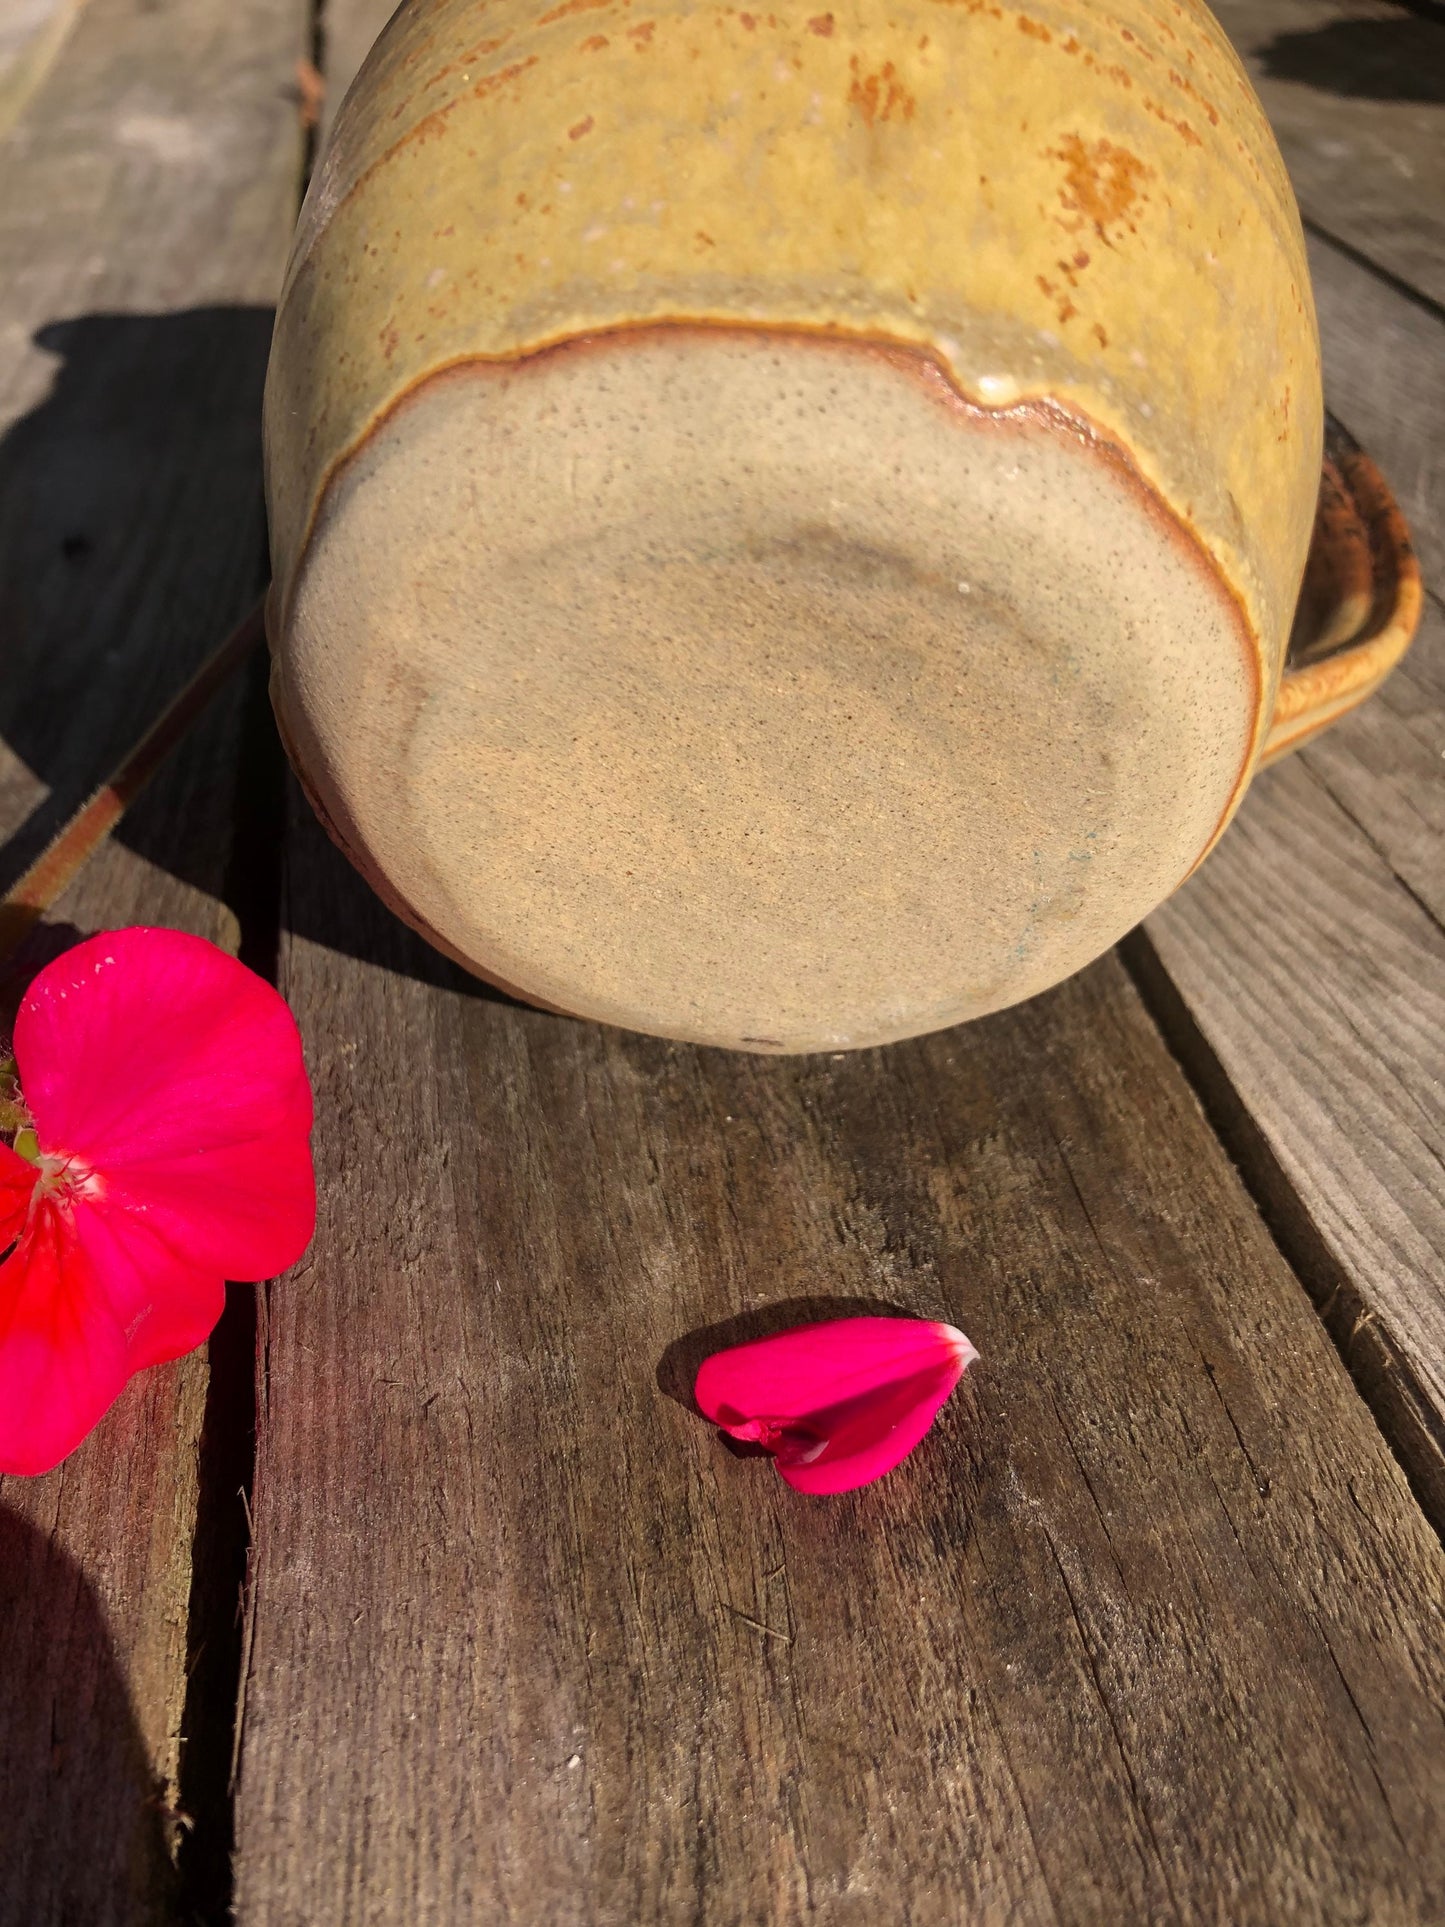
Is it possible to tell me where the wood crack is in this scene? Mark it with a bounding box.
[1302,214,1445,332]
[1038,1524,1179,1920]
[1315,1628,1411,1855]
[1201,1360,1272,1501]
[1298,755,1445,947]
[1045,1386,1132,1598]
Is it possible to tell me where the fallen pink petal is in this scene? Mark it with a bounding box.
[0,926,316,1476]
[694,1315,978,1495]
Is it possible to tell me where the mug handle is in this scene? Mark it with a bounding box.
[1261,420,1422,765]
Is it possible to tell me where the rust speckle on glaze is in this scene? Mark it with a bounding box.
[568,113,595,137]
[474,54,540,99]
[1048,132,1151,242]
[346,54,543,205]
[426,33,512,86]
[807,11,834,32]
[1138,90,1202,146]
[539,0,616,20]
[848,56,916,125]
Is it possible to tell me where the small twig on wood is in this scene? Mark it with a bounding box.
[0,597,267,973]
[295,58,325,130]
[719,1600,793,1644]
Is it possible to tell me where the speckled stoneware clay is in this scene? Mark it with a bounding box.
[265,0,1352,1052]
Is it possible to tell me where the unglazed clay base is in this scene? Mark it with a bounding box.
[273,328,1257,1052]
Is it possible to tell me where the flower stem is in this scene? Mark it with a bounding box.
[0,597,267,972]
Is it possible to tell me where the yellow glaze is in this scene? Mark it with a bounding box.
[266,0,1322,772]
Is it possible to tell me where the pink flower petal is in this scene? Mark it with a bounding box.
[69,1195,226,1375]
[1,927,317,1473]
[0,1141,35,1248]
[0,1169,228,1474]
[695,1315,978,1495]
[0,1202,128,1478]
[14,926,315,1279]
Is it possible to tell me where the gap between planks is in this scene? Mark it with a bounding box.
[176,648,291,1923]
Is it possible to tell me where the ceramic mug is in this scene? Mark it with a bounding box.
[262,0,1416,1052]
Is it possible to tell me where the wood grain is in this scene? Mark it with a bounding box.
[1141,221,1445,1522]
[1210,0,1445,308]
[0,0,307,1917]
[0,0,88,139]
[233,804,1445,1924]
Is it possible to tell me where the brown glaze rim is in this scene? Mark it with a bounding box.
[277,318,1267,872]
[271,316,1263,1002]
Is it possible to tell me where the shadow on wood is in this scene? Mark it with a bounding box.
[0,305,274,897]
[0,917,85,1030]
[1257,12,1445,105]
[0,1505,177,1922]
[279,777,536,1000]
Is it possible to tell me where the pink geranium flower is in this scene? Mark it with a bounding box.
[694,1315,977,1494]
[0,927,315,1476]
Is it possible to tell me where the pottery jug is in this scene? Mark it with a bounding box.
[262,0,1413,1052]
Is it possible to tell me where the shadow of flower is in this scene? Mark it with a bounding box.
[0,1505,177,1921]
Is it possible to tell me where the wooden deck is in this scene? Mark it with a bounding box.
[1,1,1443,1920]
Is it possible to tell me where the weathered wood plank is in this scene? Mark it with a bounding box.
[0,0,308,1917]
[1210,0,1445,308]
[234,801,1445,1924]
[1142,222,1445,1521]
[0,0,88,140]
